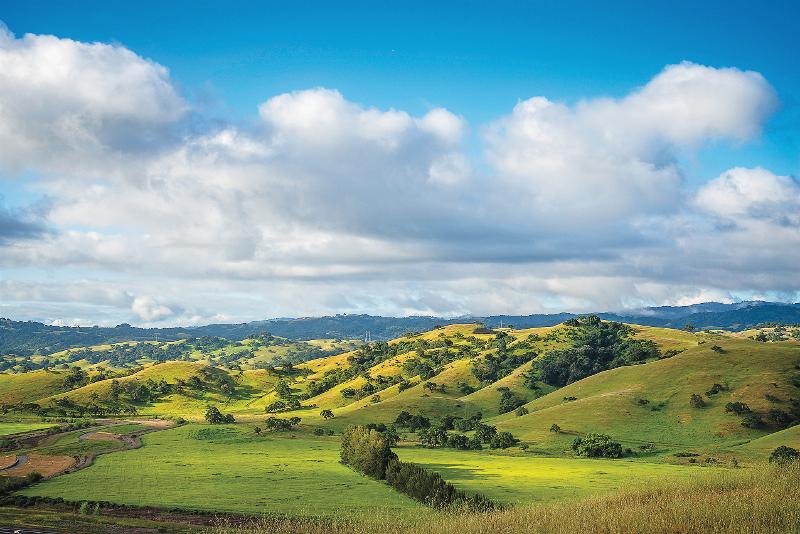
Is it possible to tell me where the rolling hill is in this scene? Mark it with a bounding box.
[0,318,797,460]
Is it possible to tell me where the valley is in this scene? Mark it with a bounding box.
[0,317,797,532]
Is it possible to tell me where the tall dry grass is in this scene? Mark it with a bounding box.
[208,464,800,534]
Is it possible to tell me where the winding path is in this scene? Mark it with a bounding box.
[0,454,27,472]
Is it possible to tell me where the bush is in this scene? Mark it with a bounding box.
[706,383,727,396]
[550,423,561,433]
[205,405,235,424]
[490,432,519,449]
[446,433,471,450]
[340,425,396,479]
[725,402,752,415]
[341,426,496,511]
[572,434,623,458]
[767,409,795,429]
[264,416,300,431]
[769,446,800,465]
[689,394,706,408]
[741,413,764,429]
[515,406,529,417]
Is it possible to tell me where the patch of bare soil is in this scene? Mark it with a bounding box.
[5,453,75,478]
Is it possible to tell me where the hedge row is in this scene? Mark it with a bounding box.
[340,425,496,511]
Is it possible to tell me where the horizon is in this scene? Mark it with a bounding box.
[3,298,797,330]
[0,1,798,327]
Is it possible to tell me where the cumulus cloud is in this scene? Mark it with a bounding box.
[484,62,778,223]
[695,167,800,224]
[0,23,188,177]
[130,296,176,322]
[0,23,794,324]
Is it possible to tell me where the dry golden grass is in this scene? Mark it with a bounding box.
[208,464,800,534]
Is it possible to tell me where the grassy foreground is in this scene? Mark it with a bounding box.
[206,464,800,533]
[21,424,428,519]
[21,424,709,515]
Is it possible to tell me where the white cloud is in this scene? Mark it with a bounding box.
[484,62,777,224]
[130,296,176,322]
[0,23,794,324]
[0,23,188,177]
[695,167,800,224]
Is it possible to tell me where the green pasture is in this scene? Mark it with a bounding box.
[21,424,429,519]
[0,421,55,436]
[395,446,708,504]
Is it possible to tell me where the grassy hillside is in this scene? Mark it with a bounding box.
[1,319,797,461]
[0,370,69,405]
[493,335,799,456]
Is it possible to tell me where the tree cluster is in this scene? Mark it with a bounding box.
[535,316,660,387]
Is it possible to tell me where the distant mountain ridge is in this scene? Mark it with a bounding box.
[1,301,799,356]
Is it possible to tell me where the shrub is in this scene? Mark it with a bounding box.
[550,423,561,433]
[264,416,300,431]
[741,413,764,429]
[313,428,325,436]
[769,446,800,465]
[320,409,334,419]
[706,383,727,396]
[340,425,396,479]
[446,433,470,450]
[515,406,529,417]
[205,405,235,424]
[725,402,752,415]
[572,434,623,458]
[458,382,476,395]
[474,423,497,443]
[384,458,495,511]
[767,409,795,429]
[689,394,706,408]
[490,432,519,449]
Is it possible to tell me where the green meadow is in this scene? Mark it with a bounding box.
[22,423,712,516]
[0,421,55,436]
[21,424,430,519]
[394,446,704,504]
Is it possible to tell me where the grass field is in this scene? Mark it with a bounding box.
[21,423,713,516]
[21,424,430,519]
[394,446,708,504]
[198,464,800,534]
[0,421,55,436]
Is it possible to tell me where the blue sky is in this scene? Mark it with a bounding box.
[0,2,798,325]
[3,0,797,181]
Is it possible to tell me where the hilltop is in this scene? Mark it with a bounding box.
[3,301,800,356]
